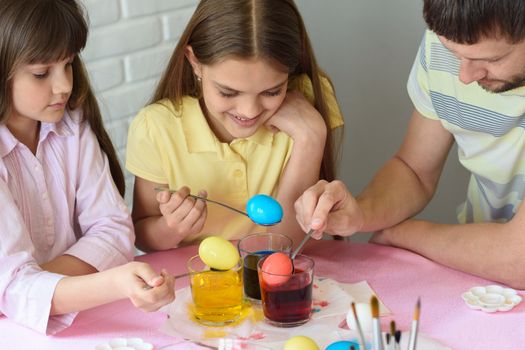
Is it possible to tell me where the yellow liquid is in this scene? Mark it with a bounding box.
[191,269,243,326]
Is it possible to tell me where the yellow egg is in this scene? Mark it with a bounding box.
[284,336,319,350]
[198,236,239,270]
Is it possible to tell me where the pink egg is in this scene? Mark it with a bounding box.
[261,252,293,286]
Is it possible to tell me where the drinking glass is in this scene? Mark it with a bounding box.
[188,255,243,326]
[237,232,293,301]
[257,254,314,327]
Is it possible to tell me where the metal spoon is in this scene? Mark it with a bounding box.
[154,187,247,216]
[291,228,315,259]
[142,269,222,290]
[154,187,283,225]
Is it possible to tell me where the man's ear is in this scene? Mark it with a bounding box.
[185,45,202,78]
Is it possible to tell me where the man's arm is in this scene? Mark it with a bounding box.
[295,108,454,237]
[269,92,329,248]
[367,110,525,288]
[357,108,454,231]
[371,211,525,289]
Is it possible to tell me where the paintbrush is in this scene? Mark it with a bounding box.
[389,320,396,350]
[371,296,384,350]
[351,302,367,350]
[394,330,401,350]
[407,297,421,350]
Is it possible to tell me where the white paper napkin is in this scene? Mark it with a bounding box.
[161,278,349,342]
[160,278,448,350]
[337,280,391,315]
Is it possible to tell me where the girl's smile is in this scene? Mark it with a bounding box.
[227,112,261,127]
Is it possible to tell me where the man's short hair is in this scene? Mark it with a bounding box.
[423,0,525,44]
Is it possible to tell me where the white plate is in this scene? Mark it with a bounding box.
[461,285,522,313]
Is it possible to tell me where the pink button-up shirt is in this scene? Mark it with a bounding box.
[0,110,135,334]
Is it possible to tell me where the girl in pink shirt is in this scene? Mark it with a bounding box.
[0,0,175,334]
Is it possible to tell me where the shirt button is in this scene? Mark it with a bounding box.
[47,218,53,226]
[42,192,48,200]
[234,169,243,177]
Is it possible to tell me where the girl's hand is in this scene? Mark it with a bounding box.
[265,90,327,146]
[157,186,207,239]
[115,262,175,312]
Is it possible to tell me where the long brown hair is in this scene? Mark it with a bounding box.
[0,0,125,195]
[151,0,342,181]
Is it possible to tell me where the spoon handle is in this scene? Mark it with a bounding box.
[142,271,194,290]
[154,187,248,217]
[291,228,314,259]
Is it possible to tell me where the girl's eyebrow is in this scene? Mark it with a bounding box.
[26,63,50,69]
[27,55,75,68]
[214,79,288,93]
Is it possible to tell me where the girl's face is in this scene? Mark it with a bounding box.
[191,53,289,143]
[10,56,74,126]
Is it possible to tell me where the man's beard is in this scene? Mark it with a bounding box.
[478,70,525,93]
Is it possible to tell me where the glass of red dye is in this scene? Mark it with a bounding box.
[257,254,314,327]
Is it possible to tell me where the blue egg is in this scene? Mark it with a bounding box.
[246,194,283,225]
[325,340,362,350]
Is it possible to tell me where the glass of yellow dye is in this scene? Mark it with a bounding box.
[188,255,243,326]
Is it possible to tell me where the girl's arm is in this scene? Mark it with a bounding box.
[65,120,136,270]
[40,255,174,315]
[131,177,207,251]
[265,91,328,248]
[126,109,207,251]
[50,262,174,315]
[0,124,175,334]
[0,181,171,334]
[41,254,97,276]
[46,119,176,310]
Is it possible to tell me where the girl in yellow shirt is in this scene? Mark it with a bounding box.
[126,0,344,251]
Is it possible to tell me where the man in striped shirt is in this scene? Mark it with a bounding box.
[294,0,525,288]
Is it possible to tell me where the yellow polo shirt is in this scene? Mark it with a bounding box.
[126,75,343,244]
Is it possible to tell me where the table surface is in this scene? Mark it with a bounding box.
[1,240,523,350]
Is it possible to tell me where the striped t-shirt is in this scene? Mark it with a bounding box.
[407,29,525,224]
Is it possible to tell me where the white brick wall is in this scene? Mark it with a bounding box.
[80,0,198,202]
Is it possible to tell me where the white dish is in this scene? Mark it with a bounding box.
[461,285,522,313]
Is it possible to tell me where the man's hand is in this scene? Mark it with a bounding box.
[294,180,364,239]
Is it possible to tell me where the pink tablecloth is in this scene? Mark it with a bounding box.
[1,241,523,349]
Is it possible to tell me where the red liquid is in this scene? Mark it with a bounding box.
[259,269,312,324]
